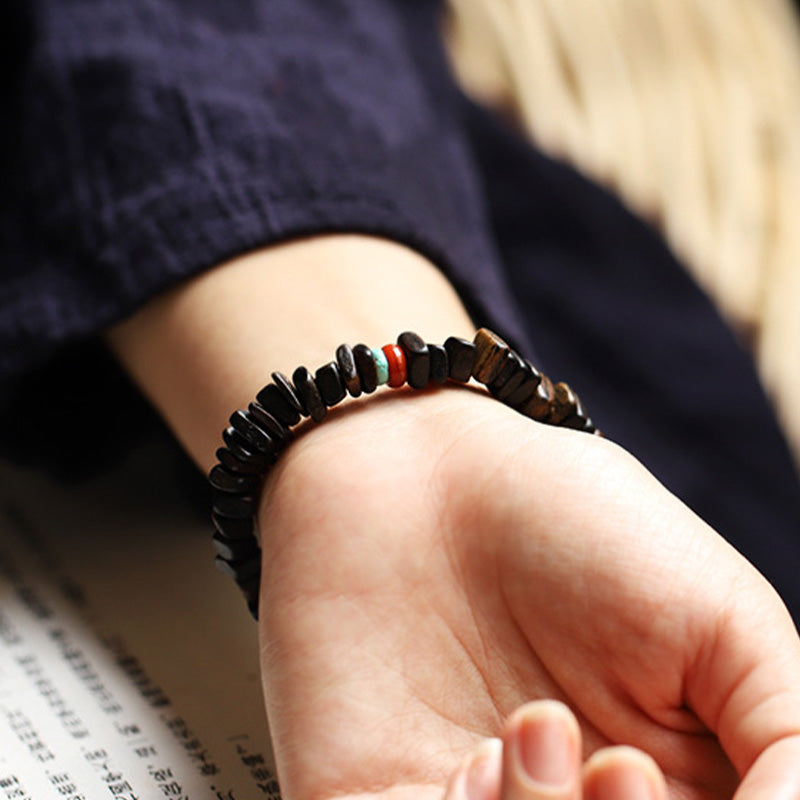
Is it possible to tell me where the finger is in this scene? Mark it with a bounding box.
[732,734,800,800]
[501,700,581,800]
[685,569,800,798]
[583,747,667,800]
[444,738,503,800]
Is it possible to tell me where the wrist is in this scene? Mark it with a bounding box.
[107,234,474,470]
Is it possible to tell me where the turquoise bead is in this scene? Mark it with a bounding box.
[372,347,389,385]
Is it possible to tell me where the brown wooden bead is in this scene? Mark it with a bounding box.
[292,366,327,422]
[494,365,528,402]
[397,331,430,389]
[255,381,301,427]
[428,344,448,384]
[444,336,475,382]
[353,343,378,393]
[472,328,511,384]
[315,361,347,407]
[548,382,580,425]
[488,350,520,393]
[336,343,362,398]
[520,374,555,421]
[506,360,542,408]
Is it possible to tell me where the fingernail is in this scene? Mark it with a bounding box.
[585,749,662,800]
[464,739,502,800]
[513,704,576,788]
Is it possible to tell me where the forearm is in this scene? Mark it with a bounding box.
[106,234,475,471]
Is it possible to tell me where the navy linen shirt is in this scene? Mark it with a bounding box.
[2,1,799,617]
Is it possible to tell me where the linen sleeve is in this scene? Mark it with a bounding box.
[0,0,527,398]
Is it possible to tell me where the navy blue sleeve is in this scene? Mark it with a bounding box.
[0,0,528,394]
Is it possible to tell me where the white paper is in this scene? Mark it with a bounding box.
[0,442,279,800]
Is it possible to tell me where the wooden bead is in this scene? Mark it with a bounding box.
[520,374,555,421]
[239,575,261,619]
[336,343,362,398]
[213,531,260,562]
[488,350,520,393]
[222,427,274,470]
[315,361,347,407]
[444,336,475,382]
[212,490,258,519]
[212,511,255,540]
[215,554,261,583]
[255,381,301,427]
[382,344,407,388]
[215,446,263,475]
[353,343,378,393]
[505,360,542,408]
[248,402,290,446]
[292,366,327,423]
[548,382,580,425]
[397,331,430,389]
[494,358,529,402]
[472,328,510,384]
[209,464,260,494]
[428,344,448,384]
[230,409,279,455]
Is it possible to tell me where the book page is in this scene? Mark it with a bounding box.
[0,442,278,800]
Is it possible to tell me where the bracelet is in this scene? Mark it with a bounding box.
[208,328,598,619]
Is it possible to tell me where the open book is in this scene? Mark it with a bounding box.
[0,441,278,800]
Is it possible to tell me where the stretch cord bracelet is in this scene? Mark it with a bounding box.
[208,328,599,618]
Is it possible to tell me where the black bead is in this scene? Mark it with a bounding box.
[212,511,255,540]
[215,446,263,475]
[238,575,261,619]
[230,409,279,455]
[221,429,273,470]
[292,366,327,422]
[209,464,261,494]
[397,331,430,389]
[336,344,362,398]
[505,361,542,408]
[488,351,521,394]
[215,554,261,583]
[213,531,260,562]
[444,337,475,382]
[353,344,378,393]
[212,490,258,519]
[426,344,448,384]
[255,382,301,427]
[248,403,290,447]
[315,362,346,407]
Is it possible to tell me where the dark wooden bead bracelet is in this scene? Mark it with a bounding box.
[209,328,599,619]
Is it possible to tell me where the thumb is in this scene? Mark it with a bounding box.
[687,568,800,800]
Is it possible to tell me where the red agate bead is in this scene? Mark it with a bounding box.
[381,344,407,388]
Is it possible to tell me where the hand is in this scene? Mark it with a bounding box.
[257,388,800,800]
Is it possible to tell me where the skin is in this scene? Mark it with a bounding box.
[108,235,800,800]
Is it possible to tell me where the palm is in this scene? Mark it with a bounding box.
[255,390,800,800]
